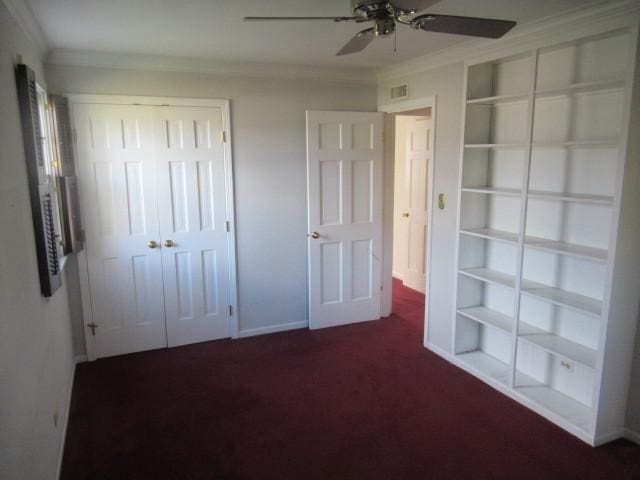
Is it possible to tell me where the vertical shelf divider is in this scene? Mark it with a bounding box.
[509,50,538,388]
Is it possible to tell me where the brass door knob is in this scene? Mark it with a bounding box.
[402,212,410,218]
[308,231,320,239]
[147,240,159,249]
[164,239,175,247]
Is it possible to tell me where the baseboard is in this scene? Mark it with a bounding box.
[425,341,454,361]
[74,354,87,364]
[238,320,308,338]
[56,355,81,479]
[392,271,403,280]
[625,428,640,445]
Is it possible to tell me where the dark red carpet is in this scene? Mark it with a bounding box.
[61,278,640,479]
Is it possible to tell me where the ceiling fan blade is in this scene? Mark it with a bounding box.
[336,27,376,56]
[391,0,442,13]
[412,14,516,38]
[244,16,356,22]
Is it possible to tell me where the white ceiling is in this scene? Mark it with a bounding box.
[28,0,603,69]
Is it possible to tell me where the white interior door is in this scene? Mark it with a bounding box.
[306,110,383,329]
[402,116,431,293]
[74,103,167,358]
[155,106,232,347]
[74,98,235,359]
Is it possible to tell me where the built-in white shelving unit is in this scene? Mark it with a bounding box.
[451,27,639,445]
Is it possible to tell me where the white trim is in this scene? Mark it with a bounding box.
[55,355,82,479]
[2,0,48,55]
[238,321,308,338]
[378,97,436,114]
[379,96,436,345]
[376,0,640,82]
[73,354,88,364]
[392,271,403,280]
[625,428,640,445]
[47,49,376,85]
[68,94,240,355]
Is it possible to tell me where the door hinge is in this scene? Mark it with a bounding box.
[220,131,226,143]
[228,305,233,316]
[87,322,98,336]
[225,221,230,232]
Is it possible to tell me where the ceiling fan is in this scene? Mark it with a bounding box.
[244,0,516,56]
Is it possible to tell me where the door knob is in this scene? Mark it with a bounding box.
[402,212,410,218]
[308,231,320,239]
[147,240,159,249]
[164,239,175,247]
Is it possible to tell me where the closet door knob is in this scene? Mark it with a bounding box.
[147,240,159,249]
[402,212,410,218]
[164,239,175,247]
[308,231,320,239]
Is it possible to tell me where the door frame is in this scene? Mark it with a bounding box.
[379,96,436,346]
[68,94,239,360]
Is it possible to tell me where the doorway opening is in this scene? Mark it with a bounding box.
[391,107,433,334]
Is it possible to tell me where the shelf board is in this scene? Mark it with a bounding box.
[459,267,516,289]
[464,143,528,149]
[460,228,519,244]
[516,384,593,435]
[532,139,619,149]
[457,306,513,333]
[518,326,598,369]
[467,92,529,105]
[535,78,625,98]
[520,280,602,318]
[527,190,614,206]
[524,236,608,263]
[462,187,521,197]
[456,350,512,386]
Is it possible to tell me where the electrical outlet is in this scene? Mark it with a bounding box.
[560,360,574,372]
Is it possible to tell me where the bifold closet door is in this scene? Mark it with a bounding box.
[74,104,167,359]
[155,106,232,347]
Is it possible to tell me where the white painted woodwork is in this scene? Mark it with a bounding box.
[306,110,383,329]
[74,103,167,358]
[74,100,234,359]
[451,27,640,445]
[401,116,431,293]
[155,106,232,347]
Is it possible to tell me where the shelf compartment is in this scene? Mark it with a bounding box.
[460,228,518,244]
[516,384,593,435]
[462,187,521,197]
[524,236,607,263]
[459,268,516,289]
[520,281,602,318]
[467,93,529,105]
[527,190,614,206]
[458,306,513,333]
[518,327,598,369]
[456,350,512,387]
[535,78,625,98]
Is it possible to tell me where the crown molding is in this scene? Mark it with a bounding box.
[46,49,377,85]
[2,0,48,55]
[376,0,640,82]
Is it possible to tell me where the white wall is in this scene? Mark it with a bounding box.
[392,115,410,279]
[379,62,465,351]
[0,2,76,479]
[44,64,378,339]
